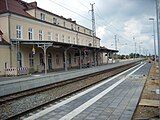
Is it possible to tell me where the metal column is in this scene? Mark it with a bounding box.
[64,50,67,71]
[38,43,52,74]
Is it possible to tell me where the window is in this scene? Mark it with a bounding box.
[17,52,22,67]
[63,21,65,27]
[48,32,52,40]
[48,53,52,70]
[56,54,59,65]
[77,38,79,44]
[53,18,57,24]
[77,27,79,31]
[84,29,86,33]
[71,24,73,30]
[40,13,45,21]
[39,30,43,40]
[62,35,65,42]
[39,53,44,65]
[68,36,70,43]
[16,25,22,39]
[73,37,75,44]
[29,53,34,67]
[28,28,33,40]
[55,33,59,41]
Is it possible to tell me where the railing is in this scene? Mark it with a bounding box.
[5,67,29,76]
[17,67,29,75]
[5,67,17,76]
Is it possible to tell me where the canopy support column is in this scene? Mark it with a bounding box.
[38,43,52,74]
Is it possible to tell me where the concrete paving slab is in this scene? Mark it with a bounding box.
[24,62,151,120]
[139,99,159,107]
[0,60,139,97]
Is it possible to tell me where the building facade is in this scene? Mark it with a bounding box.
[0,0,117,76]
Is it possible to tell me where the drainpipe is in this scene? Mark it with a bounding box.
[8,13,12,67]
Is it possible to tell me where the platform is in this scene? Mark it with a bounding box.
[24,62,151,120]
[0,59,140,97]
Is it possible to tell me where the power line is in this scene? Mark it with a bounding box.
[78,1,90,10]
[48,0,133,44]
[49,0,91,21]
[94,5,134,43]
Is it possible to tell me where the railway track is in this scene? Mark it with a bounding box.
[0,61,141,120]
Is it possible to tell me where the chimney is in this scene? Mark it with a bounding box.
[28,1,37,8]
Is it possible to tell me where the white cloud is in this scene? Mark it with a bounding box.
[24,0,155,55]
[96,26,107,38]
[139,35,150,42]
[124,18,142,37]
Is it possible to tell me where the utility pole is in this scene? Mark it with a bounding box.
[90,3,97,66]
[155,0,160,117]
[90,3,96,47]
[149,18,157,64]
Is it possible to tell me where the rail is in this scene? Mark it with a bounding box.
[0,60,141,119]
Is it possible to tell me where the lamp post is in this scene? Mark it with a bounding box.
[155,0,160,117]
[133,37,136,59]
[149,18,157,63]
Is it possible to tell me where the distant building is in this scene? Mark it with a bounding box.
[0,0,118,76]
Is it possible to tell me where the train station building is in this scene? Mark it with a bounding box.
[0,0,118,76]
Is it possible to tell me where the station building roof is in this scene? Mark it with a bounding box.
[11,39,118,53]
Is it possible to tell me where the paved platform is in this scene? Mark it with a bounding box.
[0,59,140,97]
[139,99,159,107]
[24,62,151,120]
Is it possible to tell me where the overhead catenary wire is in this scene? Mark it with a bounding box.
[49,0,91,21]
[46,0,134,45]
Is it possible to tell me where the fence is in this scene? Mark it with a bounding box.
[5,67,29,76]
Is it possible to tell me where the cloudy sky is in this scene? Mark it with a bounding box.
[24,0,155,55]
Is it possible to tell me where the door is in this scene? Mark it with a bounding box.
[48,53,52,70]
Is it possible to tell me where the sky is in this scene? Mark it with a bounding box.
[24,0,156,55]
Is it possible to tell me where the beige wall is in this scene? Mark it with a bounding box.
[18,45,82,71]
[0,46,10,75]
[9,14,100,48]
[0,12,102,75]
[0,14,9,43]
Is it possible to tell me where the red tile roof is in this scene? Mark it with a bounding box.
[0,0,36,18]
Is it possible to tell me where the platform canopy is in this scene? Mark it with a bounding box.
[11,39,118,53]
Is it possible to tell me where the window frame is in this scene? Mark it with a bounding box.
[28,28,34,40]
[16,25,23,39]
[29,53,34,67]
[39,30,44,40]
[48,32,52,41]
[40,13,45,21]
[53,17,57,24]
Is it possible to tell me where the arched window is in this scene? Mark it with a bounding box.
[56,54,59,65]
[17,52,22,67]
[48,52,52,70]
[29,53,34,67]
[39,53,44,65]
